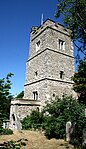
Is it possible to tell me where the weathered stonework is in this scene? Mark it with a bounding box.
[24,19,74,106]
[9,19,75,130]
[9,98,40,130]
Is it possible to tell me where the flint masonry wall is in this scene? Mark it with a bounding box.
[24,19,74,107]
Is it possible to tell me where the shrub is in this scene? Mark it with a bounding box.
[0,128,13,135]
[43,96,86,143]
[0,121,13,135]
[22,110,44,130]
[0,138,28,148]
[22,96,86,145]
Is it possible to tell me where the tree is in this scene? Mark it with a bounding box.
[43,96,86,144]
[16,91,24,98]
[55,0,86,57]
[0,73,14,121]
[72,57,86,104]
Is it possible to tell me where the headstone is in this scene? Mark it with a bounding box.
[85,109,86,117]
[66,121,72,142]
[82,128,86,148]
[3,120,10,129]
[70,123,78,145]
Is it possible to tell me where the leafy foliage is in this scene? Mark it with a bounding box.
[0,138,27,149]
[0,73,13,121]
[0,73,13,135]
[22,110,44,130]
[43,96,86,142]
[0,127,13,135]
[72,57,86,104]
[16,91,24,98]
[22,96,86,145]
[55,0,86,57]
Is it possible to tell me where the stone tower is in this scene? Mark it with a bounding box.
[24,19,74,107]
[9,19,75,130]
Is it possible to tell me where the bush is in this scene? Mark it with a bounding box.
[0,128,13,135]
[22,96,86,145]
[22,110,44,130]
[0,139,27,149]
[42,115,66,139]
[43,96,86,143]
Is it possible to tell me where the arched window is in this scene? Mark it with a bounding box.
[59,39,65,50]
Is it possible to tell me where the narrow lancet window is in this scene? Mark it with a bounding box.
[33,91,38,100]
[36,40,40,51]
[59,39,65,50]
[60,71,64,79]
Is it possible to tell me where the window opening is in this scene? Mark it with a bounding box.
[35,71,38,76]
[60,71,64,79]
[12,114,15,121]
[36,40,40,51]
[53,93,55,97]
[33,91,38,100]
[59,39,65,50]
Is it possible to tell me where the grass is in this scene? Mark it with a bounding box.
[0,130,74,149]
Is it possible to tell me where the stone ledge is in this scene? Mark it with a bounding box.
[11,98,40,106]
[24,77,74,86]
[27,48,74,62]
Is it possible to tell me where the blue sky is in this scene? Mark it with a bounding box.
[0,0,61,96]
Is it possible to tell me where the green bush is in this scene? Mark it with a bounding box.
[0,138,28,149]
[0,125,13,135]
[42,115,66,139]
[22,96,86,145]
[1,128,13,135]
[43,96,86,143]
[22,110,44,130]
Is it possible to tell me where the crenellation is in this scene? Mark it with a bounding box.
[30,19,70,42]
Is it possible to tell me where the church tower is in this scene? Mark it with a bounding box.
[24,19,74,107]
[9,19,75,130]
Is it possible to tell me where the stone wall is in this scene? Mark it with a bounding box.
[24,79,74,107]
[30,19,73,58]
[9,99,40,130]
[24,19,74,106]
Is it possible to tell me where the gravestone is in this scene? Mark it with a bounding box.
[85,109,86,117]
[3,120,10,129]
[66,121,79,146]
[82,128,86,148]
[66,121,72,142]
